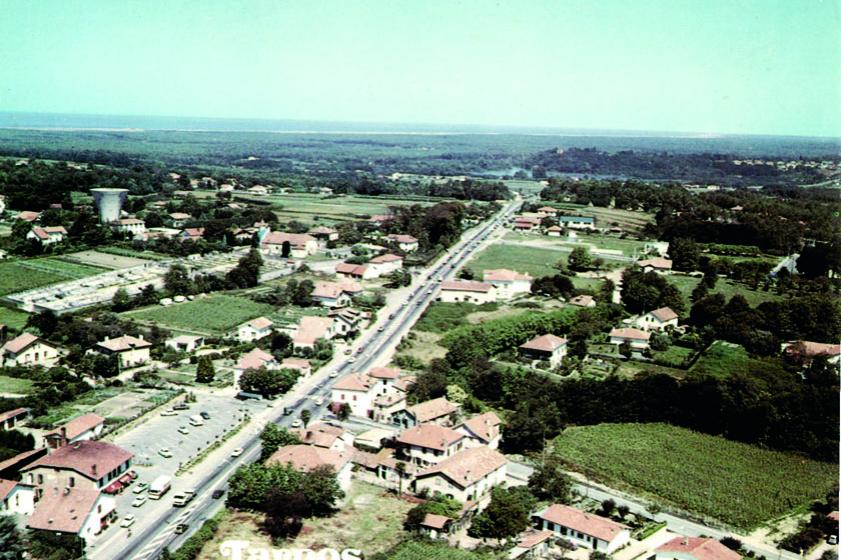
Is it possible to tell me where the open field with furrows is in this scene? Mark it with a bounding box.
[553,423,838,530]
[123,294,275,335]
[233,192,435,225]
[196,483,416,559]
[540,202,655,233]
[667,274,782,308]
[504,230,649,256]
[0,257,107,296]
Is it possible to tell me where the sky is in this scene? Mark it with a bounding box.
[0,0,839,137]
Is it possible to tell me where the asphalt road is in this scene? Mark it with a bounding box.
[97,200,521,560]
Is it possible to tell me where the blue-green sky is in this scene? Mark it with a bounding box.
[1,0,839,136]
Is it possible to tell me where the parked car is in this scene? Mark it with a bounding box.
[132,496,147,508]
[329,371,338,378]
[290,419,302,428]
[120,514,136,528]
[158,448,173,458]
[160,409,177,417]
[177,426,189,435]
[173,403,189,411]
[132,482,148,494]
[231,447,244,457]
[315,397,325,406]
[174,523,188,534]
[200,411,211,420]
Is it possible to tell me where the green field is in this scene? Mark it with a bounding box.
[553,423,837,529]
[0,258,106,296]
[415,302,500,333]
[668,274,781,308]
[124,294,275,334]
[0,375,35,395]
[466,244,566,278]
[504,231,648,257]
[0,306,30,330]
[650,344,696,368]
[689,341,787,379]
[385,541,503,560]
[543,202,655,233]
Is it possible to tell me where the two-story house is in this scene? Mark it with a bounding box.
[519,334,568,367]
[22,440,133,498]
[43,413,106,449]
[396,423,467,467]
[535,504,631,554]
[237,317,274,343]
[1,333,62,368]
[414,446,508,503]
[483,269,532,300]
[458,412,502,449]
[94,335,151,369]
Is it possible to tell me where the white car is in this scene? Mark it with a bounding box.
[158,448,173,458]
[329,371,338,378]
[177,426,189,435]
[132,482,148,495]
[315,397,325,406]
[290,419,302,428]
[120,514,136,528]
[132,496,147,508]
[347,357,356,363]
[160,409,177,417]
[231,447,244,457]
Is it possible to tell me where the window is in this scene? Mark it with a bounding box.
[69,477,75,487]
[37,474,43,484]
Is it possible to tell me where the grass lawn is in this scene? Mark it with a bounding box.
[0,375,35,395]
[553,423,838,530]
[195,483,415,559]
[236,192,433,225]
[465,244,564,278]
[0,257,105,296]
[415,302,500,333]
[396,331,448,365]
[651,345,696,368]
[504,231,648,257]
[689,340,787,380]
[386,541,505,559]
[124,294,275,335]
[668,274,781,308]
[0,306,30,330]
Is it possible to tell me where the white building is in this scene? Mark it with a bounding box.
[637,257,673,274]
[483,269,533,300]
[237,317,274,343]
[557,215,596,230]
[0,333,62,368]
[111,218,146,238]
[386,234,419,252]
[519,334,568,367]
[0,479,35,515]
[94,335,151,369]
[43,413,106,449]
[368,254,403,277]
[27,488,116,544]
[396,423,467,467]
[330,373,373,418]
[635,307,679,331]
[439,280,497,304]
[414,446,508,503]
[457,412,502,449]
[26,226,67,246]
[261,232,319,258]
[609,327,651,350]
[536,504,631,554]
[165,334,205,353]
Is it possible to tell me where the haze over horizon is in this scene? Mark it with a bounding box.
[1,0,839,138]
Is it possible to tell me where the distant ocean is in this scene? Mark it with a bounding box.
[0,112,838,157]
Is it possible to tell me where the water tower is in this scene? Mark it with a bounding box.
[90,188,128,223]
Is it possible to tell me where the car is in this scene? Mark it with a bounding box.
[282,407,293,416]
[120,514,136,528]
[388,313,395,319]
[200,411,211,420]
[427,289,433,294]
[173,403,189,411]
[377,326,385,332]
[231,447,244,457]
[290,419,302,428]
[344,348,352,355]
[347,357,356,363]
[177,426,189,435]
[174,523,188,535]
[211,489,226,500]
[158,448,173,458]
[356,348,363,354]
[315,397,325,406]
[160,409,177,417]
[132,496,147,507]
[132,482,148,494]
[329,371,338,378]
[400,302,407,307]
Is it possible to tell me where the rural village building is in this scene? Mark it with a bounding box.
[414,446,507,503]
[519,334,568,367]
[439,280,497,304]
[609,327,651,350]
[0,333,62,368]
[94,335,151,368]
[536,503,631,553]
[483,269,533,299]
[43,413,105,449]
[237,316,274,342]
[635,307,679,331]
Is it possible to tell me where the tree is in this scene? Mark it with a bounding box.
[300,409,311,428]
[239,367,299,398]
[291,280,315,306]
[26,309,58,337]
[619,341,633,357]
[259,423,301,461]
[0,515,25,560]
[599,499,616,517]
[468,486,534,540]
[335,402,351,421]
[395,461,406,497]
[670,238,700,271]
[649,332,670,351]
[111,287,131,312]
[195,355,215,383]
[164,264,192,295]
[300,464,344,516]
[528,454,573,503]
[567,247,593,271]
[281,240,291,258]
[26,530,85,560]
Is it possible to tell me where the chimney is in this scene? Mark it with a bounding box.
[683,538,688,546]
[61,427,67,439]
[91,464,97,477]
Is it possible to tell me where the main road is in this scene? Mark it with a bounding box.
[91,199,521,560]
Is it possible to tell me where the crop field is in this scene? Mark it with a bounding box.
[504,231,648,257]
[553,423,837,529]
[124,294,275,335]
[415,301,500,333]
[0,258,106,296]
[543,203,655,233]
[268,305,328,329]
[689,341,787,380]
[386,541,504,560]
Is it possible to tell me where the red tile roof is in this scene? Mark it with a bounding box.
[235,348,275,370]
[397,423,464,451]
[335,263,368,277]
[637,257,673,270]
[96,335,151,353]
[785,341,841,358]
[370,253,402,264]
[417,447,507,489]
[539,504,628,542]
[387,234,418,244]
[610,327,651,341]
[519,529,554,549]
[461,412,501,443]
[262,231,316,249]
[246,316,274,330]
[656,537,742,560]
[293,316,333,346]
[440,280,494,293]
[650,307,678,322]
[18,211,40,222]
[368,366,400,379]
[333,372,371,392]
[408,397,458,423]
[0,407,28,425]
[520,334,567,353]
[0,478,20,502]
[1,332,44,355]
[24,440,132,482]
[266,444,350,473]
[45,413,105,441]
[484,269,532,282]
[28,488,103,534]
[421,513,452,530]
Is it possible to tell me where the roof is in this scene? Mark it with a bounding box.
[246,316,274,330]
[45,413,105,441]
[785,341,841,358]
[440,280,494,293]
[520,334,567,353]
[313,281,354,300]
[417,447,507,489]
[2,333,48,355]
[610,327,651,341]
[235,348,275,370]
[518,529,554,549]
[335,263,368,277]
[0,479,22,502]
[461,412,502,443]
[23,440,132,482]
[0,407,28,424]
[484,269,533,282]
[181,227,205,238]
[546,226,564,232]
[167,334,203,345]
[332,372,371,392]
[538,504,628,542]
[293,316,333,346]
[537,206,557,212]
[650,307,678,322]
[262,231,316,249]
[369,366,400,379]
[266,444,350,473]
[569,295,595,306]
[387,234,418,244]
[96,335,151,352]
[656,537,742,560]
[293,423,346,449]
[18,211,40,222]
[116,218,145,225]
[397,423,464,451]
[637,257,673,269]
[281,357,311,370]
[168,212,192,219]
[370,253,402,264]
[408,397,458,423]
[309,226,337,235]
[394,376,417,392]
[558,215,594,223]
[27,488,102,534]
[421,513,452,530]
[0,448,47,475]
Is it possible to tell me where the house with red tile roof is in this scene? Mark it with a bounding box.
[330,373,374,418]
[386,234,419,252]
[22,440,133,495]
[510,529,555,559]
[27,487,115,543]
[0,333,62,368]
[335,262,371,280]
[414,446,508,503]
[17,210,40,222]
[418,513,454,539]
[396,423,467,467]
[636,306,679,331]
[261,231,318,258]
[44,413,106,449]
[656,537,741,560]
[782,340,841,365]
[483,269,533,299]
[308,226,338,242]
[368,253,403,277]
[458,411,503,449]
[536,504,631,553]
[292,423,354,452]
[519,334,568,367]
[178,227,205,242]
[233,347,278,389]
[393,397,460,429]
[637,257,673,274]
[94,335,151,368]
[439,280,497,304]
[312,281,356,307]
[537,206,558,216]
[569,294,596,308]
[292,316,335,351]
[281,357,312,377]
[0,478,35,515]
[167,212,192,227]
[27,225,67,245]
[237,316,274,343]
[110,218,146,238]
[0,407,28,431]
[512,216,542,231]
[267,444,353,491]
[609,327,651,350]
[546,225,564,237]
